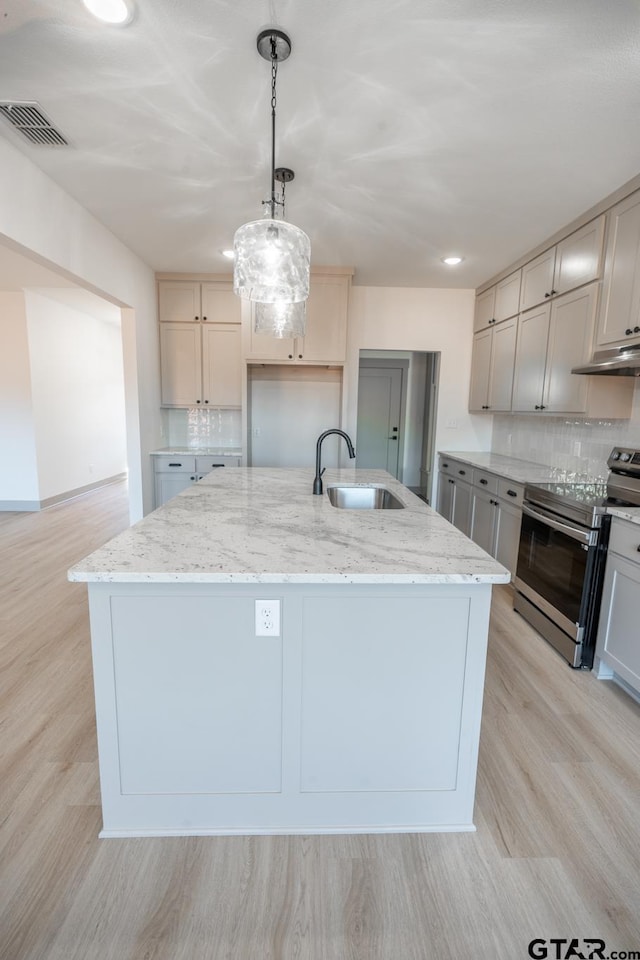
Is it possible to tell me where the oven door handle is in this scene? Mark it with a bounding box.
[521,503,597,546]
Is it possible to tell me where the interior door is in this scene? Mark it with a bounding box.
[356,366,403,477]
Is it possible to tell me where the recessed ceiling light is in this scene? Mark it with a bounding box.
[222,249,235,259]
[82,0,134,25]
[442,256,464,266]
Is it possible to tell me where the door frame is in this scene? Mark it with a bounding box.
[356,358,409,480]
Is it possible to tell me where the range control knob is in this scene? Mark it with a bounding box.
[620,452,632,462]
[611,451,620,460]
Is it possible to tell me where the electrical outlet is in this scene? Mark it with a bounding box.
[446,418,458,429]
[255,599,280,636]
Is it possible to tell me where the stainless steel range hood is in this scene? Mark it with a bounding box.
[572,344,640,376]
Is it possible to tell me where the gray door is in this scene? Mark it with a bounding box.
[356,366,403,477]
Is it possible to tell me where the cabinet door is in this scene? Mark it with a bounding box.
[299,275,349,362]
[201,282,240,324]
[543,283,597,413]
[158,281,201,322]
[494,499,522,578]
[520,249,556,311]
[488,317,517,411]
[160,322,202,406]
[474,287,496,332]
[596,552,640,691]
[202,324,242,407]
[155,471,196,507]
[554,216,605,296]
[248,306,295,360]
[451,479,473,537]
[468,328,492,411]
[511,304,550,412]
[596,190,640,347]
[470,488,497,556]
[436,472,454,521]
[494,271,521,322]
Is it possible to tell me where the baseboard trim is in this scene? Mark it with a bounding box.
[0,473,127,512]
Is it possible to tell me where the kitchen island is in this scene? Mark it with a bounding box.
[69,467,509,837]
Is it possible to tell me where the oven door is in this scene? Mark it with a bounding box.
[514,501,599,641]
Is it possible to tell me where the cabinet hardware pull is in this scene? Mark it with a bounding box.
[551,289,557,295]
[195,315,199,320]
[635,326,640,334]
[298,354,303,359]
[190,476,196,481]
[196,399,201,403]
[507,489,517,497]
[204,400,209,403]
[636,544,640,551]
[202,316,207,321]
[388,436,398,440]
[535,404,541,409]
[479,478,488,485]
[288,354,293,359]
[459,470,466,475]
[169,463,182,467]
[544,292,550,298]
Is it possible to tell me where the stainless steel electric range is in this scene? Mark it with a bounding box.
[514,447,640,668]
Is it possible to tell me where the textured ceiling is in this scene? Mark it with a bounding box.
[1,0,640,288]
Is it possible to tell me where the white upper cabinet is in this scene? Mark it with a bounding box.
[158,279,242,408]
[473,286,496,333]
[595,190,640,347]
[519,216,605,311]
[520,249,557,312]
[554,216,605,296]
[469,317,517,413]
[246,272,350,363]
[512,282,633,417]
[494,271,522,322]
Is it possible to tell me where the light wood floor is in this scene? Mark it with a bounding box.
[1,480,639,960]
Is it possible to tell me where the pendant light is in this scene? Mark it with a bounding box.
[233,29,310,331]
[254,299,306,339]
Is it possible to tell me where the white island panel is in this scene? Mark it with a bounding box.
[111,595,283,795]
[300,595,469,792]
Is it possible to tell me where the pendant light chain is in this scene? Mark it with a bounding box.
[270,38,278,218]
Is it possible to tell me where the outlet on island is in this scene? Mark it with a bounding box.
[255,599,281,637]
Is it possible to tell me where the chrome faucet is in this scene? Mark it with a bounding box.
[313,429,356,495]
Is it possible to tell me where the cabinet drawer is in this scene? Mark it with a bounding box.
[195,456,241,472]
[474,470,499,494]
[608,517,640,563]
[497,478,524,506]
[452,462,474,483]
[154,455,196,473]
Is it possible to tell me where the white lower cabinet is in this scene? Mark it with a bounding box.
[470,473,523,579]
[153,455,241,508]
[437,456,523,579]
[595,517,640,697]
[436,458,473,537]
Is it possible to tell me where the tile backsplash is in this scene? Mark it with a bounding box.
[161,408,242,448]
[492,382,640,480]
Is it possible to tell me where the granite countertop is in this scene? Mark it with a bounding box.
[69,467,510,585]
[439,451,557,484]
[151,447,243,457]
[607,506,640,526]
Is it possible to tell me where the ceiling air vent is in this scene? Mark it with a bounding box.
[0,101,68,146]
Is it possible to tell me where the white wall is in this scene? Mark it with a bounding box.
[0,138,159,520]
[25,290,127,501]
[0,292,39,504]
[346,287,492,500]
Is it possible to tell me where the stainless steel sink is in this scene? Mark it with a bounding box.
[326,485,405,510]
